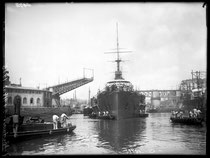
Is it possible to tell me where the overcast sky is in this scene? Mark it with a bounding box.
[5,3,206,100]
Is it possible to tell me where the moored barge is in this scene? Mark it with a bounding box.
[6,122,76,143]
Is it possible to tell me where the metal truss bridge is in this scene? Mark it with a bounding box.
[47,77,93,96]
[138,90,181,98]
[46,68,94,106]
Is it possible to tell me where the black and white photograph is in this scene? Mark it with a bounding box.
[3,2,206,155]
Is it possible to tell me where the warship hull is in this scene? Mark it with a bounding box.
[97,91,144,120]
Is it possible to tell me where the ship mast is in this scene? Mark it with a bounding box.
[105,23,131,80]
[115,23,123,80]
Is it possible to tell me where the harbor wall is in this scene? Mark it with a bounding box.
[5,106,73,122]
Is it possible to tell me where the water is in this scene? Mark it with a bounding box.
[6,113,206,155]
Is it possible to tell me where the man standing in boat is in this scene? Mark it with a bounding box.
[52,115,59,129]
[60,113,69,128]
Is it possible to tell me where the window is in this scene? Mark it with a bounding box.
[8,96,12,104]
[30,98,34,104]
[37,98,40,105]
[23,97,27,104]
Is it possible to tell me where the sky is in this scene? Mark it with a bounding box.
[5,2,207,101]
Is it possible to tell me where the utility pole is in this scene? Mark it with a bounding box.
[88,87,90,106]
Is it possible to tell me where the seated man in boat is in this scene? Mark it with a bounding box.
[171,111,176,118]
[105,111,109,116]
[52,115,59,129]
[179,111,184,118]
[60,113,69,128]
[174,111,178,118]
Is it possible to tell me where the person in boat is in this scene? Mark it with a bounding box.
[189,111,193,118]
[52,115,59,129]
[171,111,176,118]
[179,111,184,118]
[91,112,96,118]
[12,112,19,138]
[174,111,179,118]
[196,109,201,118]
[193,109,198,118]
[176,111,181,118]
[60,113,69,128]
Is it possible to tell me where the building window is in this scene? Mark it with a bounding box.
[37,98,40,105]
[23,97,27,104]
[30,98,34,104]
[8,96,12,104]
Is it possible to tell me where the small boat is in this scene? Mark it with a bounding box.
[170,117,203,125]
[89,113,97,119]
[83,107,93,116]
[97,115,115,120]
[89,113,115,120]
[6,122,76,143]
[139,113,149,117]
[147,108,159,113]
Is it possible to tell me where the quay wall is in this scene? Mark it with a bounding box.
[5,106,73,122]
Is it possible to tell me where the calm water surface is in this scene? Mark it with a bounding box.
[7,113,206,155]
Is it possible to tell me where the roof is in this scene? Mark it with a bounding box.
[5,85,51,92]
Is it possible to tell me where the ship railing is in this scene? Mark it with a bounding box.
[104,85,134,92]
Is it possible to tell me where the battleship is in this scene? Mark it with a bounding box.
[92,24,146,120]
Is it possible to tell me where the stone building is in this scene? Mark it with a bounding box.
[5,85,52,108]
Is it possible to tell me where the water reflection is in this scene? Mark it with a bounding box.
[96,118,147,153]
[7,133,75,155]
[143,113,206,154]
[6,114,206,155]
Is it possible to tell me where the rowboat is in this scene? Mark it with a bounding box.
[170,117,203,125]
